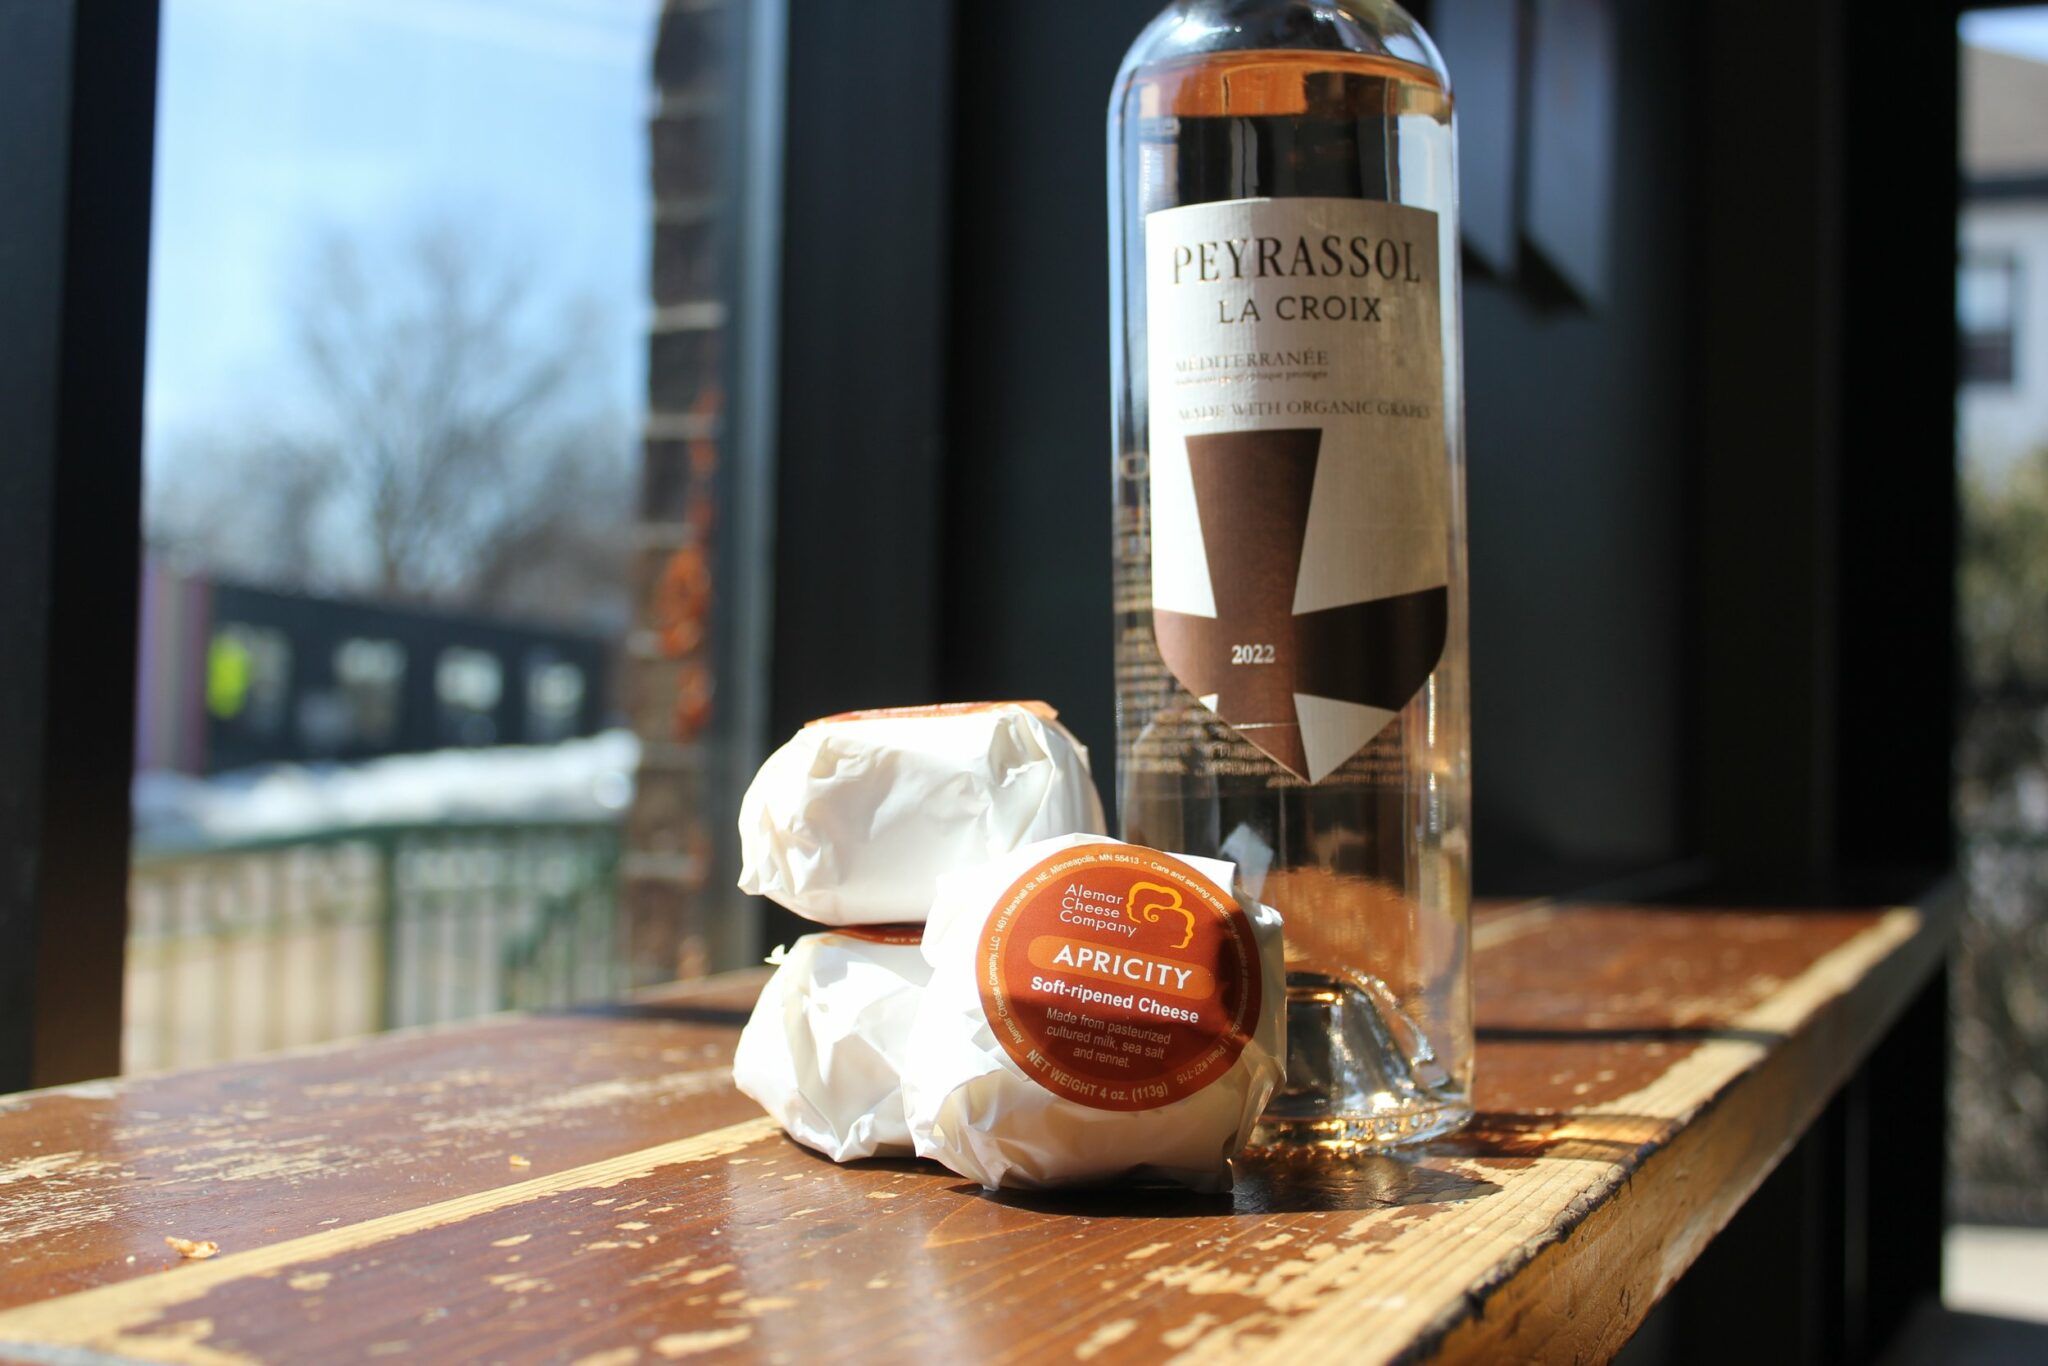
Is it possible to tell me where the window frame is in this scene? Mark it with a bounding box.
[0,0,160,1090]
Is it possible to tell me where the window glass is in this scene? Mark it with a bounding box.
[206,624,291,737]
[435,647,504,746]
[1960,254,2019,386]
[1956,10,2048,1235]
[526,654,588,744]
[335,637,407,746]
[128,0,743,1071]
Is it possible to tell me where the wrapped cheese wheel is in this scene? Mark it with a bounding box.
[737,702,1107,926]
[903,833,1285,1191]
[732,926,931,1162]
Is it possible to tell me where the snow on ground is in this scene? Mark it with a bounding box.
[132,730,638,852]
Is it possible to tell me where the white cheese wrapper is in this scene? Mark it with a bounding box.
[732,928,931,1162]
[903,833,1285,1191]
[737,702,1108,926]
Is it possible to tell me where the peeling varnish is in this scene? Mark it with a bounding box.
[1074,1318,1137,1360]
[1123,1242,1171,1262]
[0,1314,256,1366]
[570,1347,642,1366]
[0,912,1924,1364]
[1155,909,1931,1362]
[166,1136,360,1186]
[492,1234,532,1248]
[680,1264,733,1286]
[652,1325,752,1357]
[488,1273,552,1295]
[41,1079,123,1103]
[420,1069,733,1137]
[624,1255,700,1289]
[0,1152,109,1186]
[0,1152,125,1247]
[0,1117,780,1358]
[285,1272,330,1292]
[1161,1313,1222,1349]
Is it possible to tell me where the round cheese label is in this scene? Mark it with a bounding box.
[977,842,1261,1112]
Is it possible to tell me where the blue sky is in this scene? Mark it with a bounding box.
[145,0,658,466]
[1963,7,2048,62]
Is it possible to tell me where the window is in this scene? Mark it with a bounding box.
[525,653,588,744]
[1960,252,2019,385]
[434,647,504,747]
[206,624,291,738]
[334,637,406,747]
[119,0,759,1071]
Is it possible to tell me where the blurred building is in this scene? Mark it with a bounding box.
[135,557,612,777]
[1962,44,2048,471]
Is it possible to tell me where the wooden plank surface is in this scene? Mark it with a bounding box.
[0,902,1947,1364]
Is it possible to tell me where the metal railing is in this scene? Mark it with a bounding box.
[125,821,622,1073]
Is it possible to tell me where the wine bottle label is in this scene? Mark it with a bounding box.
[1144,197,1449,783]
[977,842,1262,1112]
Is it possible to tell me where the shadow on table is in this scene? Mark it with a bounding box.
[1432,1110,1674,1164]
[938,1147,1507,1219]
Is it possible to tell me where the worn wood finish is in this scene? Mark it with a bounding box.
[0,903,1946,1364]
[0,985,768,1311]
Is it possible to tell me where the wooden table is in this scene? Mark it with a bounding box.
[0,900,1950,1365]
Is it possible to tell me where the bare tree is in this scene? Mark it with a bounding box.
[150,217,634,631]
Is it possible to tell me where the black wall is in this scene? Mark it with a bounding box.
[1448,0,1695,890]
[937,2,1154,798]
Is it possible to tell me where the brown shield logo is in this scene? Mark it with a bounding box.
[1153,427,1447,782]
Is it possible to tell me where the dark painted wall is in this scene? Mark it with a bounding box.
[1458,1,1691,888]
[937,1,1159,813]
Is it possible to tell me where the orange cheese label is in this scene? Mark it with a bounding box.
[806,700,1059,726]
[828,923,926,948]
[977,842,1260,1112]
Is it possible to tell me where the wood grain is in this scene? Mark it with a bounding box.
[0,903,1947,1364]
[0,979,769,1310]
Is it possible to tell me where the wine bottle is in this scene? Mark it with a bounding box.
[1109,0,1472,1148]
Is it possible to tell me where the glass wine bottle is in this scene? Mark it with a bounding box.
[1109,0,1472,1148]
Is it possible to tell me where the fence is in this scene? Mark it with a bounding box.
[125,822,622,1073]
